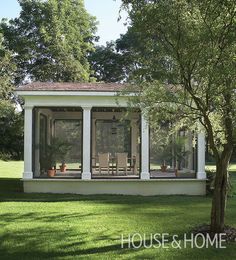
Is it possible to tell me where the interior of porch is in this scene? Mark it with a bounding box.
[34,107,82,178]
[149,127,197,178]
[33,107,197,179]
[34,107,142,179]
[91,107,141,178]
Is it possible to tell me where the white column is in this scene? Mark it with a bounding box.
[197,131,206,179]
[82,106,92,179]
[141,113,150,179]
[23,106,33,179]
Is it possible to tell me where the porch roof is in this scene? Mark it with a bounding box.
[17,82,136,92]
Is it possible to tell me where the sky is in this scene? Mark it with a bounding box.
[0,0,128,45]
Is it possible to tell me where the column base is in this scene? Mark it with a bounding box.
[197,171,206,179]
[82,172,92,180]
[23,172,33,179]
[141,172,150,180]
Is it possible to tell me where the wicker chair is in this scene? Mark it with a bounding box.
[116,153,128,175]
[98,153,110,175]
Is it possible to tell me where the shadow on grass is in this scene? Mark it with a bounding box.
[0,178,235,259]
[0,226,235,260]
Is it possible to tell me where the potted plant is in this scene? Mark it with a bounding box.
[41,142,57,177]
[60,163,67,173]
[171,137,190,176]
[157,147,172,172]
[57,140,71,173]
[40,138,71,177]
[155,136,189,173]
[161,161,168,172]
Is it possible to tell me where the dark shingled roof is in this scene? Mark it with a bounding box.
[17,82,131,92]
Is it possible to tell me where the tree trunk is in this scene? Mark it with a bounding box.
[210,147,232,233]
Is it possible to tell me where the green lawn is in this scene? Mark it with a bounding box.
[0,160,235,259]
[206,163,236,172]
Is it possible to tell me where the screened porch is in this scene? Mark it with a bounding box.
[33,107,82,178]
[33,107,141,179]
[33,107,198,179]
[91,107,141,178]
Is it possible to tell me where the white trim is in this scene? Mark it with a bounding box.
[16,90,135,97]
[23,178,206,182]
[23,179,206,195]
[22,95,129,108]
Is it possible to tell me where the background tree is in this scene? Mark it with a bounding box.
[0,33,15,100]
[89,25,174,83]
[116,27,174,82]
[1,0,97,84]
[0,100,24,160]
[0,33,23,160]
[122,0,236,233]
[89,39,139,83]
[89,41,125,82]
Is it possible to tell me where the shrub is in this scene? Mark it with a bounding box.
[0,152,12,161]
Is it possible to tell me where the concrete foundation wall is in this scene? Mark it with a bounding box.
[23,179,206,196]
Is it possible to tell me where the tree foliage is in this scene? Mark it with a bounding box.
[1,0,97,84]
[89,39,139,83]
[0,33,16,99]
[122,0,236,233]
[0,33,23,160]
[89,41,125,82]
[0,100,24,160]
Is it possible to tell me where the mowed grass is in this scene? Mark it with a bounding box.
[0,160,23,178]
[0,160,235,259]
[206,163,236,172]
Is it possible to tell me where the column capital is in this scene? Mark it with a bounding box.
[82,106,92,111]
[24,105,33,110]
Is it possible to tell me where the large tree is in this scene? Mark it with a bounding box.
[0,33,23,160]
[1,0,97,84]
[122,0,236,233]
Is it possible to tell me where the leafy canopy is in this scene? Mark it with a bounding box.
[122,0,236,233]
[0,33,16,99]
[0,33,23,160]
[122,0,236,156]
[1,0,97,84]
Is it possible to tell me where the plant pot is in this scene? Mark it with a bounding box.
[60,164,67,172]
[47,169,55,177]
[175,168,178,177]
[161,165,167,172]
